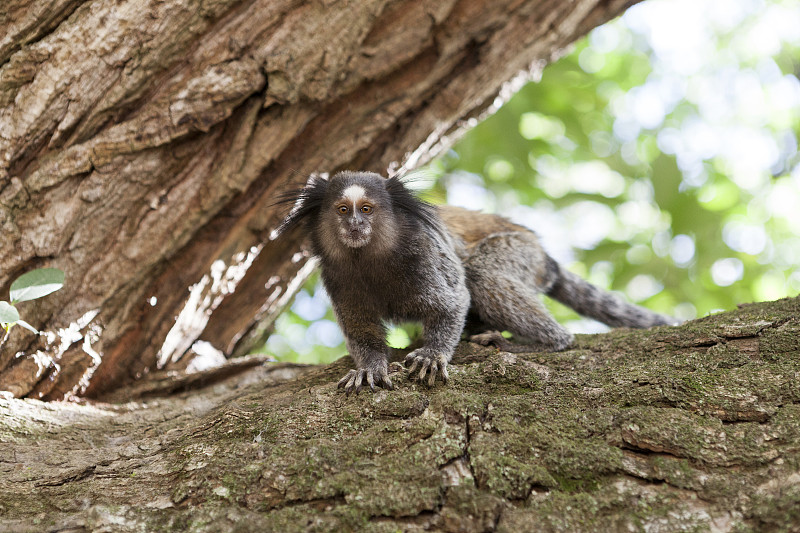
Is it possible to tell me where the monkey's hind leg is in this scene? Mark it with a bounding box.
[468,330,548,353]
[464,232,574,352]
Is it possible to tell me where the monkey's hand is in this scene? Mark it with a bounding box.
[337,360,394,395]
[404,348,449,387]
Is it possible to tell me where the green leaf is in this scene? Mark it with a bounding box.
[0,301,20,324]
[9,268,65,303]
[16,319,39,334]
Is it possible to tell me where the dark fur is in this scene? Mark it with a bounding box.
[278,171,674,393]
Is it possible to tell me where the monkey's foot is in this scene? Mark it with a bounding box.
[404,348,449,386]
[469,331,548,353]
[337,367,394,395]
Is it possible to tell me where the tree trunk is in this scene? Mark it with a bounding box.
[0,0,641,399]
[1,297,799,531]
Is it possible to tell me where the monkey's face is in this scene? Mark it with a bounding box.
[333,183,375,248]
[314,173,400,257]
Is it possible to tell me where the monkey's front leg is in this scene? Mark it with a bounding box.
[405,310,465,387]
[336,319,393,394]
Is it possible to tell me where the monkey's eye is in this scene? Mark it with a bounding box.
[337,205,349,214]
[360,205,373,214]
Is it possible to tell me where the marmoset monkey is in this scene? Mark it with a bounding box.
[278,171,674,394]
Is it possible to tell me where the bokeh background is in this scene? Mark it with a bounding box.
[264,0,800,364]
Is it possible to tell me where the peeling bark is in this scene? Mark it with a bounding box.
[1,297,799,531]
[0,0,640,399]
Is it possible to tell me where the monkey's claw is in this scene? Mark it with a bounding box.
[469,330,520,352]
[404,349,449,386]
[337,368,394,395]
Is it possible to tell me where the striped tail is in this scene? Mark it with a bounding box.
[546,259,677,328]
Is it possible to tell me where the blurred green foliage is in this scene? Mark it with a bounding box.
[263,0,800,362]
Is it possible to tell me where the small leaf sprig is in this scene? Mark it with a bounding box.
[0,268,64,350]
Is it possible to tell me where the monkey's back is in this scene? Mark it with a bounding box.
[437,206,540,250]
[437,205,558,302]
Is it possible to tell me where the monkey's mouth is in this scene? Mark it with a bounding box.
[340,227,371,248]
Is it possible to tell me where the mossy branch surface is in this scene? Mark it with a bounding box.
[1,296,799,532]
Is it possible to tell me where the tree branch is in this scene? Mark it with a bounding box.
[2,297,798,531]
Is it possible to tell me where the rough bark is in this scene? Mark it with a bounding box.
[1,297,799,532]
[0,0,641,399]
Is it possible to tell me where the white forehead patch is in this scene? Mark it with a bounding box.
[341,185,366,205]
